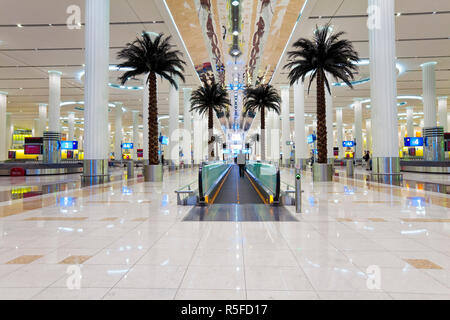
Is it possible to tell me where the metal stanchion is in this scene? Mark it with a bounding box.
[295,168,302,213]
[127,160,134,178]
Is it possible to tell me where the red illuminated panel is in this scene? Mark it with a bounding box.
[24,145,42,155]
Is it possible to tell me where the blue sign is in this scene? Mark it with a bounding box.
[121,143,134,149]
[223,149,231,154]
[242,149,250,154]
[404,137,423,147]
[60,141,78,150]
[159,136,169,145]
[343,141,355,148]
[307,134,316,144]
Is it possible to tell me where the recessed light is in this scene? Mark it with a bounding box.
[232,1,239,6]
[17,24,23,28]
[233,30,239,36]
[396,12,401,17]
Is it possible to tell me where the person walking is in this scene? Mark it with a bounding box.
[237,152,246,178]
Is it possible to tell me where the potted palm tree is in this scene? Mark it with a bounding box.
[117,32,186,182]
[190,81,230,161]
[284,24,359,181]
[243,84,281,161]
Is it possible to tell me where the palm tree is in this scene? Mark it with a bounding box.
[243,84,281,161]
[117,32,186,169]
[284,24,359,164]
[190,81,230,160]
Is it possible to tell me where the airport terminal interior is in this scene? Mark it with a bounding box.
[0,0,449,300]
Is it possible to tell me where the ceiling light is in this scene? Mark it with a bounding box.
[234,66,238,71]
[233,30,239,36]
[231,1,239,6]
[17,24,23,28]
[396,12,401,17]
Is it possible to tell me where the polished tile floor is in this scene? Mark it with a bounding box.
[0,166,448,300]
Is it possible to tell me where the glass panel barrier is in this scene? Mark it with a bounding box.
[200,161,230,197]
[246,161,279,196]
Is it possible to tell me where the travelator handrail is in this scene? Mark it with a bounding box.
[175,179,198,205]
[198,161,232,204]
[245,161,281,204]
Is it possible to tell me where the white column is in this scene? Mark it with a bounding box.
[336,108,343,158]
[108,123,112,156]
[354,100,363,159]
[265,111,272,161]
[33,119,38,137]
[365,119,372,152]
[6,113,12,152]
[280,86,290,165]
[271,112,280,163]
[83,0,110,177]
[132,110,139,160]
[38,103,47,136]
[142,75,149,161]
[0,92,6,161]
[168,83,179,166]
[326,90,334,160]
[421,62,437,128]
[114,103,123,160]
[48,71,61,132]
[183,88,192,165]
[438,96,448,131]
[193,111,203,164]
[406,107,414,137]
[293,81,308,165]
[68,112,75,141]
[368,0,399,173]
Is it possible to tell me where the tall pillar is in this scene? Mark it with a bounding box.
[33,119,38,137]
[421,62,437,128]
[326,90,334,162]
[38,103,47,136]
[265,111,273,161]
[44,71,62,163]
[280,86,290,166]
[68,112,75,141]
[366,119,372,153]
[336,108,343,158]
[183,88,192,166]
[368,0,400,180]
[82,0,110,182]
[168,83,179,167]
[132,110,139,160]
[142,74,149,162]
[293,81,308,168]
[114,103,123,160]
[354,100,363,159]
[6,113,12,153]
[0,92,6,161]
[271,112,280,164]
[48,71,61,132]
[438,96,448,132]
[406,107,414,137]
[108,123,112,156]
[193,111,203,165]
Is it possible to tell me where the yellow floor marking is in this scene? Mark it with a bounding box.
[209,167,232,205]
[6,255,43,264]
[245,171,268,205]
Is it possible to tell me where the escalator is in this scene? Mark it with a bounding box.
[182,161,297,221]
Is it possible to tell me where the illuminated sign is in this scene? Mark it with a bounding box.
[60,141,78,150]
[343,141,355,148]
[307,134,316,144]
[121,143,134,149]
[404,137,423,147]
[159,136,169,145]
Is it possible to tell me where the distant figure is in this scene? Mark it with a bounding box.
[237,152,246,177]
[363,151,371,170]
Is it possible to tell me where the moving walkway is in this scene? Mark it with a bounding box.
[179,161,296,221]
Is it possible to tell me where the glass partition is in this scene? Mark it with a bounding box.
[246,161,278,195]
[201,161,230,196]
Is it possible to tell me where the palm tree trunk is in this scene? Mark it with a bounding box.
[148,72,159,165]
[208,107,214,161]
[260,107,265,161]
[316,71,327,164]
